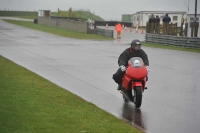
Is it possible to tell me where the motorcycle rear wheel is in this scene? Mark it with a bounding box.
[134,86,142,108]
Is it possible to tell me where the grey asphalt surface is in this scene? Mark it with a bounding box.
[1,19,200,133]
[0,17,33,21]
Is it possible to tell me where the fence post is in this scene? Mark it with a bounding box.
[155,21,160,34]
[194,21,199,37]
[161,23,163,34]
[173,23,175,35]
[185,23,188,37]
[146,21,149,33]
[150,22,153,33]
[191,22,194,37]
[164,22,170,35]
[163,23,165,35]
[170,23,173,35]
[180,23,183,36]
[171,23,173,35]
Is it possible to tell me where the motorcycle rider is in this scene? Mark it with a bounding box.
[112,39,149,90]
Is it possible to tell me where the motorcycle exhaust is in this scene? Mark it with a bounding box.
[119,90,133,102]
[119,90,124,94]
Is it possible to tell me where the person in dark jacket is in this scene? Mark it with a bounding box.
[112,39,149,90]
[155,15,160,34]
[162,13,171,23]
[149,14,156,23]
[149,14,156,33]
[162,13,171,35]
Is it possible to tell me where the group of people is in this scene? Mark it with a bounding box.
[149,13,171,34]
[87,18,95,29]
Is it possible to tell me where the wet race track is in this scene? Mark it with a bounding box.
[0,19,200,133]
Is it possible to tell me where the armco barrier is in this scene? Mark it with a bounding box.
[37,17,113,38]
[145,33,200,48]
[96,28,113,38]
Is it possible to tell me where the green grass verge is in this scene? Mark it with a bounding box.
[0,10,104,21]
[51,11,104,21]
[0,56,141,133]
[0,11,37,16]
[14,16,37,19]
[141,42,200,53]
[3,19,113,40]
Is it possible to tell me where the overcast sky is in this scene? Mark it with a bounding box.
[0,0,199,20]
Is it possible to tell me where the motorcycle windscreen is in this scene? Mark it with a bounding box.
[128,57,143,68]
[126,57,148,79]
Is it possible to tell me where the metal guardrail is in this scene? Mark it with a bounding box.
[145,33,200,48]
[96,28,113,38]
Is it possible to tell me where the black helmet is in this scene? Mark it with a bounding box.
[131,39,142,50]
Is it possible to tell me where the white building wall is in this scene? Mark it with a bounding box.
[38,10,51,17]
[132,13,185,27]
[38,10,44,17]
[132,14,137,27]
[167,14,184,27]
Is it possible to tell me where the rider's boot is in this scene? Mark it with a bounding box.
[117,84,122,90]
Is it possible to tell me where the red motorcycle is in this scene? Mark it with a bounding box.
[120,57,148,108]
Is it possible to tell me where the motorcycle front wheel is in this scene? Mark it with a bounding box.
[133,86,142,108]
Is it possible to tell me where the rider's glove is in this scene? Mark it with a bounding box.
[120,65,126,72]
[146,66,150,72]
